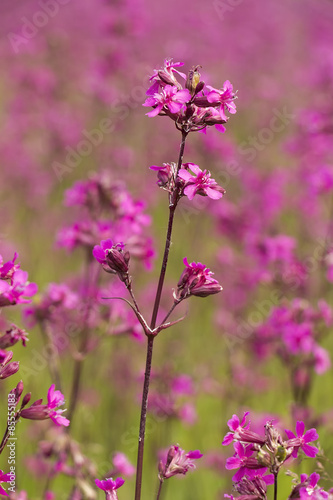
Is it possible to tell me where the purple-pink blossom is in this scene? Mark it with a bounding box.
[226,442,264,482]
[93,239,130,281]
[0,253,19,280]
[158,445,203,480]
[47,384,70,427]
[95,477,124,500]
[178,163,225,200]
[20,384,70,427]
[112,452,135,477]
[0,269,38,307]
[0,469,13,497]
[285,421,319,458]
[206,80,237,121]
[174,258,222,301]
[143,85,191,117]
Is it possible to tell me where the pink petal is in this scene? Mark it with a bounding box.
[24,282,38,297]
[303,428,319,443]
[285,429,296,440]
[186,163,202,175]
[114,477,125,489]
[296,421,305,437]
[302,444,319,458]
[167,101,183,114]
[146,103,163,117]
[92,246,105,263]
[184,184,197,201]
[225,457,241,470]
[205,187,223,200]
[175,89,191,103]
[178,169,193,182]
[228,414,240,431]
[222,433,234,446]
[207,91,221,103]
[215,124,226,133]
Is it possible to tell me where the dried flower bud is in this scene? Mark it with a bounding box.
[186,65,202,95]
[257,448,272,468]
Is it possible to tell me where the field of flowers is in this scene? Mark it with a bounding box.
[1,1,333,499]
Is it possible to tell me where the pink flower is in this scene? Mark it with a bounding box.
[226,442,264,482]
[0,326,28,349]
[206,80,237,121]
[0,253,19,280]
[47,384,70,427]
[174,258,222,301]
[158,445,203,480]
[95,477,124,500]
[143,85,191,118]
[112,452,135,477]
[93,239,130,281]
[20,385,70,427]
[222,412,265,446]
[285,421,319,458]
[178,163,225,200]
[0,270,38,307]
[0,469,13,497]
[146,58,186,95]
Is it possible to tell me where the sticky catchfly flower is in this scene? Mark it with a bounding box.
[158,445,203,481]
[178,163,226,200]
[285,421,319,458]
[174,258,222,302]
[95,477,125,500]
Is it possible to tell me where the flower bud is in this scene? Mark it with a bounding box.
[0,361,19,379]
[15,380,24,399]
[1,350,13,365]
[106,247,130,280]
[21,392,32,409]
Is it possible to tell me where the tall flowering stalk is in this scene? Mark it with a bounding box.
[94,59,237,500]
[139,60,235,500]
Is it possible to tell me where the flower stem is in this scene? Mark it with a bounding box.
[39,320,63,393]
[134,130,188,500]
[156,480,164,500]
[67,251,99,426]
[274,471,278,500]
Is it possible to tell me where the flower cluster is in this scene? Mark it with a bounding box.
[143,59,237,133]
[223,412,324,500]
[57,171,154,270]
[0,253,37,307]
[252,299,332,380]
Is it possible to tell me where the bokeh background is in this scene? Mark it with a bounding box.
[1,0,333,498]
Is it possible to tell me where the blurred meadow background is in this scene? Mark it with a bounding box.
[1,0,333,498]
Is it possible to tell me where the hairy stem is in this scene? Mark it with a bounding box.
[134,130,188,500]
